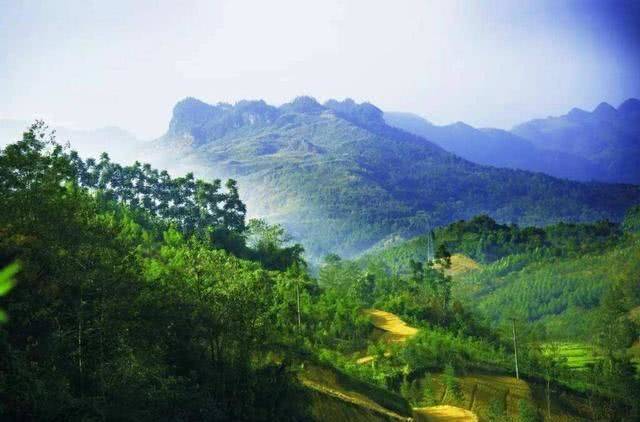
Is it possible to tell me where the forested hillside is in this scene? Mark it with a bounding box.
[359,215,623,273]
[150,96,640,261]
[359,210,640,377]
[0,123,310,420]
[456,208,640,339]
[1,124,638,420]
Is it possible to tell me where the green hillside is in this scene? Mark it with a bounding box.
[2,124,638,421]
[359,210,640,339]
[151,97,640,261]
[461,233,639,337]
[358,214,622,274]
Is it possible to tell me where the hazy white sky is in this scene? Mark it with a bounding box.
[1,0,639,138]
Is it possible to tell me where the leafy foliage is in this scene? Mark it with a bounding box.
[0,263,19,323]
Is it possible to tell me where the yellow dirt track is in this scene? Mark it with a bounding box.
[356,309,418,365]
[414,405,478,422]
[365,309,418,341]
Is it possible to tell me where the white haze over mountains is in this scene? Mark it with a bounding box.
[0,120,143,164]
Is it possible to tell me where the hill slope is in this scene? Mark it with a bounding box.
[458,232,640,338]
[361,210,640,341]
[151,96,640,260]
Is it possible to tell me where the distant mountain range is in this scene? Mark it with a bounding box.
[0,119,142,163]
[512,99,640,184]
[385,98,640,184]
[150,96,640,260]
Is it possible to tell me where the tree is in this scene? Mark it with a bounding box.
[422,373,437,406]
[435,243,452,268]
[247,219,305,270]
[540,343,564,419]
[0,123,309,420]
[443,363,464,405]
[518,399,541,422]
[486,396,508,422]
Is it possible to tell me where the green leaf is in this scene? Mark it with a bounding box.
[0,262,20,296]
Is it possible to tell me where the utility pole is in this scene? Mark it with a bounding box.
[296,277,301,330]
[511,318,519,379]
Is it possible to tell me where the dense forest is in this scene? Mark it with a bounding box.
[1,124,639,421]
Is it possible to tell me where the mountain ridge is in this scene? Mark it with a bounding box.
[150,96,640,260]
[511,98,640,183]
[383,111,606,182]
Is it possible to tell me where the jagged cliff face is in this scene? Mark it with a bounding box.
[151,96,640,260]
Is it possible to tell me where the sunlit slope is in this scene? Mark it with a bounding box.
[414,405,478,422]
[357,309,418,364]
[367,309,419,341]
[411,372,594,421]
[413,373,584,421]
[436,374,530,416]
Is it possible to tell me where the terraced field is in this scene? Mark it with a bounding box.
[426,373,531,417]
[541,342,599,370]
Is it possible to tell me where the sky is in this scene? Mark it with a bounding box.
[1,0,639,138]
